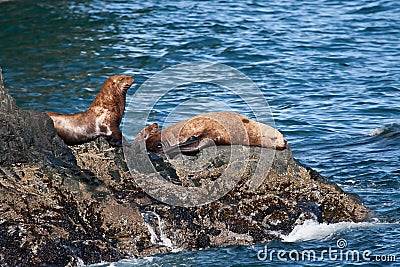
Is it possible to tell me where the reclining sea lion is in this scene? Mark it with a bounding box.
[136,112,287,156]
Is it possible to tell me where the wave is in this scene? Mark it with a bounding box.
[87,257,159,267]
[369,123,400,139]
[281,219,391,243]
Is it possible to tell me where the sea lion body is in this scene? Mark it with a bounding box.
[136,112,287,155]
[47,75,134,146]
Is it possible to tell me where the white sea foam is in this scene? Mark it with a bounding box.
[281,220,377,242]
[369,123,400,137]
[369,126,387,137]
[142,211,173,248]
[97,257,159,266]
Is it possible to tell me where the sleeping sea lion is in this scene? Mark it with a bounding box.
[135,112,287,156]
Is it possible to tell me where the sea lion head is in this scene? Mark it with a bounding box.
[106,75,134,95]
[134,123,163,153]
[250,119,287,150]
[268,128,287,150]
[276,132,287,150]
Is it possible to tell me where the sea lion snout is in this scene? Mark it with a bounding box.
[272,129,287,150]
[111,75,134,92]
[275,138,287,150]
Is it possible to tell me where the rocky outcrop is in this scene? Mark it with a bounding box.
[0,69,156,266]
[0,69,371,266]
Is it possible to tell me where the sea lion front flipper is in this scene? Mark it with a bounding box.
[176,137,215,155]
[105,132,122,147]
[105,122,123,147]
[179,136,199,147]
[164,136,200,157]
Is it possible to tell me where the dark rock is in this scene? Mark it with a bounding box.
[123,145,371,250]
[0,68,372,266]
[0,69,75,167]
[0,69,155,266]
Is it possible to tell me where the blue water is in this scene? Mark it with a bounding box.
[1,0,399,266]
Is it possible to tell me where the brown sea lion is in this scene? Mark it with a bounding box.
[47,75,134,146]
[136,112,287,156]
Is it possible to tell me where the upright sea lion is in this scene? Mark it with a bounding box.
[47,75,134,146]
[136,112,287,156]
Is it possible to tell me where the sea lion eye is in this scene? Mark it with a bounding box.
[119,78,124,82]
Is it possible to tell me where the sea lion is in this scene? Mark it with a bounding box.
[47,75,134,146]
[136,112,287,156]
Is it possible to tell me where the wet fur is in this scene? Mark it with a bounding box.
[47,75,134,146]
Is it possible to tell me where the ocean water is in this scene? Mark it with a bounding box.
[1,0,399,266]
